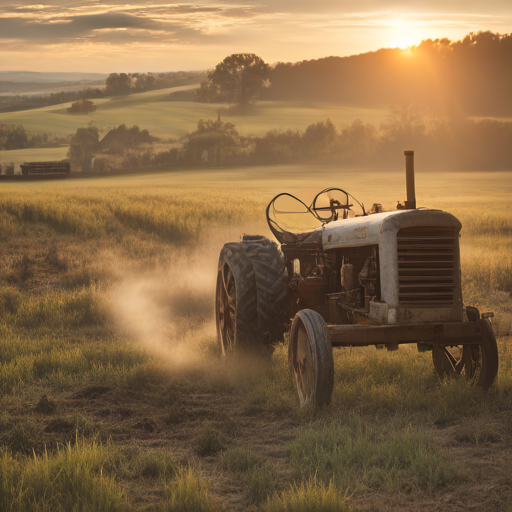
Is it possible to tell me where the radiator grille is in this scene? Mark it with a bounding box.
[397,226,457,307]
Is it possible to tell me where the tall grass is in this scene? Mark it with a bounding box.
[440,203,512,336]
[0,438,216,512]
[288,414,466,492]
[0,329,150,394]
[161,467,219,512]
[265,478,350,512]
[0,439,125,512]
[0,187,263,242]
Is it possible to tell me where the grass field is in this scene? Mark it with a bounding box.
[1,166,511,511]
[0,84,389,141]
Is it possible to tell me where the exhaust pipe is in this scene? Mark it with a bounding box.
[404,150,416,209]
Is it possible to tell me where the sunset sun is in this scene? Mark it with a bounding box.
[387,18,420,49]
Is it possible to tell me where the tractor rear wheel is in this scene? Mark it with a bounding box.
[288,309,334,407]
[215,236,289,356]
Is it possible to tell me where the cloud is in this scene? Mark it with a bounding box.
[0,3,263,47]
[0,12,215,44]
[213,0,512,15]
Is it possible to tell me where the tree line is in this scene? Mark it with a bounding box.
[0,71,206,114]
[63,105,512,173]
[0,124,68,151]
[194,32,512,118]
[4,109,510,175]
[105,71,205,96]
[259,31,512,117]
[0,88,103,114]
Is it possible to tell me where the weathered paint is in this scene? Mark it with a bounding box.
[321,209,463,324]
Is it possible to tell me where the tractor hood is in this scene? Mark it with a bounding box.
[321,209,461,249]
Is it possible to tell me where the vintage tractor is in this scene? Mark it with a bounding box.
[215,151,499,406]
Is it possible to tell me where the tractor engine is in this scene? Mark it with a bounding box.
[283,208,463,327]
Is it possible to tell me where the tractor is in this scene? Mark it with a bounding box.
[215,151,499,406]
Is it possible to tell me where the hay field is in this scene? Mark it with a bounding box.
[1,166,511,512]
[0,85,388,139]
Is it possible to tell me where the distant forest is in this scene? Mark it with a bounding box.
[262,31,512,117]
[0,71,205,113]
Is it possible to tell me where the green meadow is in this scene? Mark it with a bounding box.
[0,84,389,140]
[1,166,511,511]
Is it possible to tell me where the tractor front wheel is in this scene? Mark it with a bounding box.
[288,309,334,407]
[432,318,499,390]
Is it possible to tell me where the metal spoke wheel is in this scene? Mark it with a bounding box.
[288,309,334,407]
[432,319,499,390]
[216,263,237,356]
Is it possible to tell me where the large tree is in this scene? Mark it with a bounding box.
[67,126,99,172]
[184,114,239,164]
[105,73,133,96]
[196,54,270,107]
[0,124,29,150]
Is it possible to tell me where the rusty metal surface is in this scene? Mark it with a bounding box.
[404,150,416,209]
[321,209,463,324]
[328,319,484,347]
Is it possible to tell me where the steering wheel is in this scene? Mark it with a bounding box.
[311,188,353,222]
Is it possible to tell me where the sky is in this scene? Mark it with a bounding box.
[0,1,511,73]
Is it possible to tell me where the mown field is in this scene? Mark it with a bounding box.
[1,166,511,512]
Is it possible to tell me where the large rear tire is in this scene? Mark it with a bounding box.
[242,236,289,345]
[216,236,289,356]
[288,309,334,407]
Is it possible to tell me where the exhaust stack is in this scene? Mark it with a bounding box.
[404,150,416,209]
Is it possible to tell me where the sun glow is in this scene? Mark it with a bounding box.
[387,18,419,49]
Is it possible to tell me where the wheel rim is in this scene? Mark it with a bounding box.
[290,320,315,406]
[432,344,482,382]
[216,263,236,355]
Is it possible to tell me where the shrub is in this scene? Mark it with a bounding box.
[0,286,22,315]
[194,429,227,457]
[161,467,219,512]
[67,99,96,114]
[265,478,350,512]
[219,446,260,473]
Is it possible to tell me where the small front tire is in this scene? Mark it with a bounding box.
[288,309,334,407]
[432,318,499,390]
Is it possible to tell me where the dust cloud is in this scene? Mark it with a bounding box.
[108,224,266,370]
[109,253,217,368]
